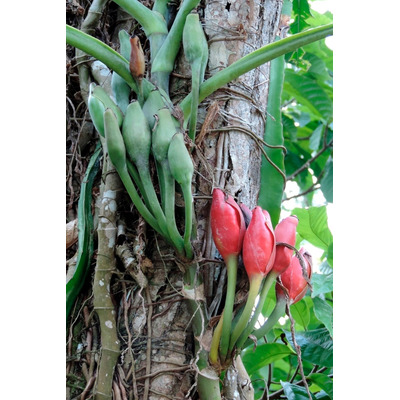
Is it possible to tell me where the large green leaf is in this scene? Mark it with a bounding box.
[309,373,333,399]
[241,343,295,376]
[291,206,333,250]
[259,39,286,227]
[280,381,318,400]
[284,70,333,121]
[320,158,333,203]
[286,328,333,367]
[311,273,333,297]
[312,297,333,337]
[290,298,310,329]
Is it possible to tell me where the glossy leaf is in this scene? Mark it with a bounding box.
[311,273,333,297]
[312,297,333,337]
[280,381,317,400]
[258,38,286,227]
[309,373,333,399]
[320,158,333,203]
[241,343,295,376]
[286,328,333,367]
[291,206,332,250]
[290,298,310,329]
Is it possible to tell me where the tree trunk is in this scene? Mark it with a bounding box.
[66,1,283,399]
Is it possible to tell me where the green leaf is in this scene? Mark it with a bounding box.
[309,124,324,151]
[312,297,333,337]
[320,158,333,203]
[241,343,295,376]
[179,24,333,119]
[291,0,312,34]
[286,328,333,367]
[309,373,333,399]
[290,299,310,329]
[280,381,318,400]
[284,70,333,121]
[291,206,333,250]
[311,273,333,297]
[259,40,286,227]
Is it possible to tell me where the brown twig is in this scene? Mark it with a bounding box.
[143,285,153,400]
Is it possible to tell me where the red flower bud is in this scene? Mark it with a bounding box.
[210,188,246,261]
[271,216,299,275]
[242,207,276,278]
[277,248,312,304]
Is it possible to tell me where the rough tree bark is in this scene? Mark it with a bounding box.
[66,1,283,399]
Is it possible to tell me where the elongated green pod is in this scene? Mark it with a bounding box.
[88,83,106,137]
[122,101,151,167]
[93,84,124,126]
[168,132,194,258]
[183,13,205,64]
[152,108,178,162]
[103,108,127,171]
[142,90,166,129]
[168,132,193,186]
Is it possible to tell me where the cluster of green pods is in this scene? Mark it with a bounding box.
[88,43,195,259]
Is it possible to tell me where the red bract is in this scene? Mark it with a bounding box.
[210,188,246,261]
[277,248,312,304]
[242,206,276,278]
[271,216,299,275]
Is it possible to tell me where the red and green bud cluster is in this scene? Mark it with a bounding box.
[276,247,312,305]
[210,188,307,282]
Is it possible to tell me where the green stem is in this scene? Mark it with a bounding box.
[242,293,286,350]
[179,23,333,122]
[236,271,278,350]
[126,159,150,209]
[188,59,201,142]
[151,0,201,75]
[219,255,238,362]
[66,25,154,96]
[181,183,194,259]
[209,312,224,365]
[112,0,167,37]
[160,160,185,256]
[137,164,170,240]
[118,166,163,235]
[228,274,263,353]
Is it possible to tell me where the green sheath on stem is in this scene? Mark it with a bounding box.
[228,274,263,353]
[236,271,278,350]
[209,312,224,365]
[219,255,238,361]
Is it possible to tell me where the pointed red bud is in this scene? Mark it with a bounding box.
[210,188,246,261]
[276,247,312,305]
[271,216,299,275]
[242,207,276,278]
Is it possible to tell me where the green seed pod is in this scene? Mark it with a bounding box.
[168,132,193,186]
[183,13,206,65]
[93,84,124,127]
[88,83,106,137]
[142,90,166,129]
[103,108,127,171]
[122,101,151,168]
[152,108,177,162]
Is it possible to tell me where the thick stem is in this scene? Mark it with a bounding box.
[92,162,121,400]
[228,274,263,353]
[242,293,286,349]
[236,271,278,350]
[219,255,238,362]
